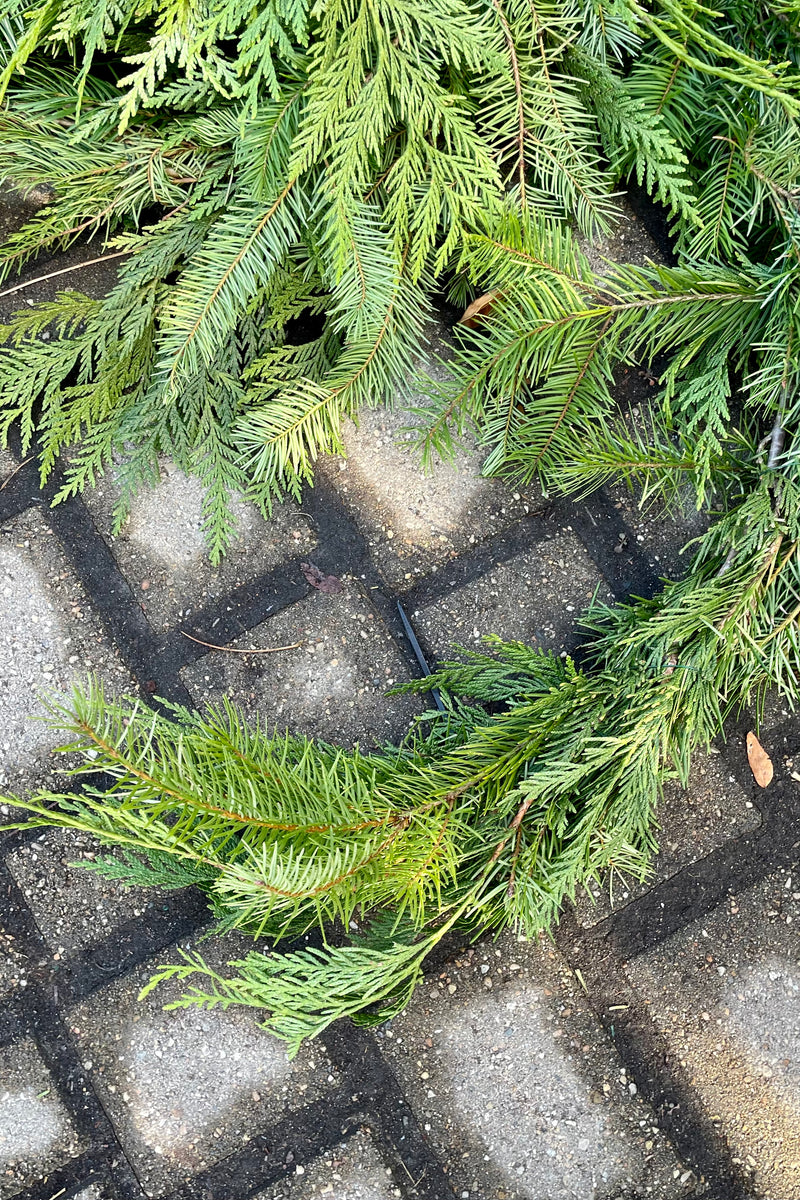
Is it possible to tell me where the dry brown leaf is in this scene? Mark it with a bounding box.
[459,291,499,328]
[301,561,343,594]
[746,731,773,787]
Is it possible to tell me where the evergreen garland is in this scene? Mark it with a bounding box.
[4,0,800,1051]
[8,470,800,1053]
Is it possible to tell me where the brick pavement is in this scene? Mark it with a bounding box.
[1,190,798,1200]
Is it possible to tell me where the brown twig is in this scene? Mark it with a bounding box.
[506,824,523,896]
[0,251,129,300]
[181,631,302,654]
[487,792,537,869]
[0,454,34,491]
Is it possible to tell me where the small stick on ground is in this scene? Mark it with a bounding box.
[0,454,34,492]
[0,250,129,300]
[181,632,302,654]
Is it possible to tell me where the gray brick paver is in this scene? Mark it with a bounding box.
[381,933,686,1200]
[0,1037,84,1198]
[0,507,132,799]
[256,1130,401,1199]
[0,931,27,1002]
[316,394,539,590]
[574,754,761,929]
[67,932,337,1197]
[181,578,425,748]
[627,869,800,1200]
[83,462,316,632]
[7,828,170,955]
[608,483,709,585]
[409,531,614,660]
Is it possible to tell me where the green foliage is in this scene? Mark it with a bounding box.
[418,1,800,514]
[423,206,765,491]
[0,2,503,548]
[4,0,800,1057]
[7,0,798,546]
[85,848,220,890]
[8,451,800,1051]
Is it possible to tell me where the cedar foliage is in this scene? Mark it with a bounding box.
[0,0,716,553]
[5,1,800,1051]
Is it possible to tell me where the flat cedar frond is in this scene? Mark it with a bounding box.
[576,47,698,225]
[142,931,456,1056]
[0,92,209,279]
[84,848,220,890]
[480,0,620,235]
